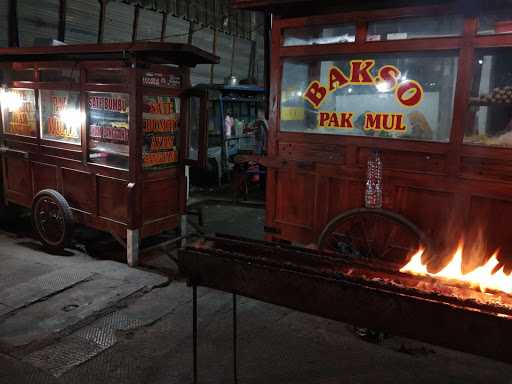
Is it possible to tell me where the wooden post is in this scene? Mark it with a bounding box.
[127,228,140,267]
[180,212,188,248]
[187,21,194,44]
[58,0,67,42]
[209,0,217,84]
[97,0,107,43]
[263,12,270,119]
[209,29,217,84]
[161,12,168,42]
[230,35,236,76]
[8,0,19,47]
[132,5,140,42]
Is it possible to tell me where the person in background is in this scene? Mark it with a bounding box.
[224,110,234,138]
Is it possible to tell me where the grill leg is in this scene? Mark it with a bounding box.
[233,293,238,384]
[193,285,198,384]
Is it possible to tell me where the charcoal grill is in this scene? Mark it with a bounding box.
[180,233,512,382]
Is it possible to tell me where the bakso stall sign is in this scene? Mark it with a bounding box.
[142,95,179,169]
[304,60,424,132]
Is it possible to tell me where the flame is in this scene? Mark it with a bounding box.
[400,244,512,294]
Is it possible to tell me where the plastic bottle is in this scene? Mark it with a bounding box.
[365,150,383,209]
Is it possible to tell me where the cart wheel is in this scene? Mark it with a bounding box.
[318,208,429,265]
[32,189,74,252]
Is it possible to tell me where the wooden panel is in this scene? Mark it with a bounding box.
[141,214,179,238]
[72,209,126,239]
[358,148,447,174]
[467,196,512,270]
[32,162,58,194]
[396,186,456,259]
[278,142,345,164]
[142,178,178,223]
[5,157,32,198]
[327,178,364,221]
[97,176,128,223]
[274,168,315,228]
[62,168,95,213]
[461,156,512,183]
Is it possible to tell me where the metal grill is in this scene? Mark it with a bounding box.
[180,234,512,368]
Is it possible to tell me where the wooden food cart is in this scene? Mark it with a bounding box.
[0,43,218,265]
[232,0,512,265]
[179,2,512,377]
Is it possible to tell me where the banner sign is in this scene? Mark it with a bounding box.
[88,92,129,145]
[303,60,424,133]
[142,95,179,169]
[40,90,81,143]
[142,72,181,89]
[2,89,37,137]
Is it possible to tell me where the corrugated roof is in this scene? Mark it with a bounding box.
[0,42,219,66]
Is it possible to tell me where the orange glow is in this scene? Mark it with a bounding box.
[400,244,512,294]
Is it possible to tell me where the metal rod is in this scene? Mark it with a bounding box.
[193,285,198,384]
[233,293,238,384]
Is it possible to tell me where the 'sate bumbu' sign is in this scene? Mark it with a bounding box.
[303,60,424,132]
[88,92,129,144]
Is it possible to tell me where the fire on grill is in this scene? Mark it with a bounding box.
[180,234,512,365]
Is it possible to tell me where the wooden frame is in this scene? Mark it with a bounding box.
[232,1,512,264]
[0,43,218,265]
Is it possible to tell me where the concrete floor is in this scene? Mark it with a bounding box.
[1,202,512,383]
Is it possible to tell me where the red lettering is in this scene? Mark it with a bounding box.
[396,80,423,107]
[377,65,400,91]
[394,114,406,131]
[328,66,349,92]
[364,113,381,130]
[339,112,353,128]
[319,112,330,126]
[350,60,375,84]
[382,114,395,131]
[328,113,339,127]
[304,81,327,108]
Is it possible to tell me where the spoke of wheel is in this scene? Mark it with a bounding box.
[379,224,399,259]
[354,215,371,253]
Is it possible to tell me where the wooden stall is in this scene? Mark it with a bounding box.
[0,43,218,265]
[232,0,512,266]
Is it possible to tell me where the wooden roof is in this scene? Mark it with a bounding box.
[0,42,219,66]
[231,0,512,13]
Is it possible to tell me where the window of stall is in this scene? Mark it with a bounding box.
[366,15,463,41]
[39,89,82,144]
[184,89,208,167]
[465,48,512,147]
[142,94,180,170]
[0,88,37,137]
[39,67,80,83]
[280,52,458,142]
[283,23,356,46]
[87,69,129,84]
[86,91,130,169]
[187,95,201,161]
[478,10,512,36]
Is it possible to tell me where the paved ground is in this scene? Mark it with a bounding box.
[1,202,512,383]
